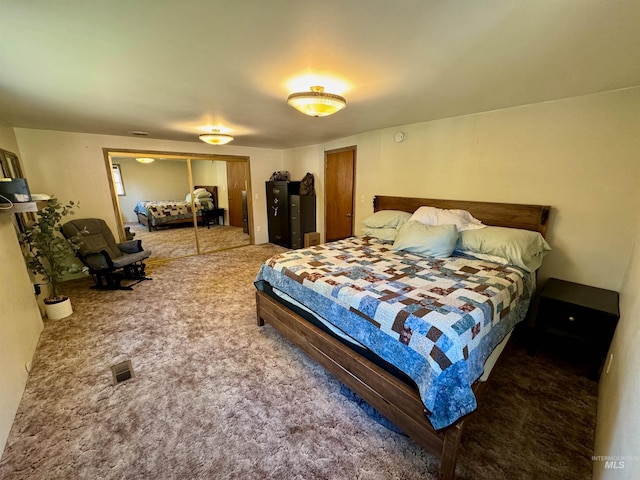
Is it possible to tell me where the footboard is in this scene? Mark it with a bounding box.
[137,212,201,231]
[256,290,471,480]
[136,212,153,232]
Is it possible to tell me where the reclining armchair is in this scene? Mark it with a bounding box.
[61,218,151,290]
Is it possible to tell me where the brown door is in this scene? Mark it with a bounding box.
[226,161,248,227]
[325,147,356,241]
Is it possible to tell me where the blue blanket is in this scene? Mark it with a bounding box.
[255,236,533,429]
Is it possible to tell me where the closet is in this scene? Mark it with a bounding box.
[105,150,253,262]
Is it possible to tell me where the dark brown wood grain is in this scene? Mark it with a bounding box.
[373,196,551,237]
[325,148,356,241]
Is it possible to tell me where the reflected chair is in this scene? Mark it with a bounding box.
[61,218,151,290]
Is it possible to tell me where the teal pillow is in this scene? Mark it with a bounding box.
[392,221,459,258]
[362,210,412,229]
[456,226,551,272]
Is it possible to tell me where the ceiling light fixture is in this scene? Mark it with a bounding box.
[199,129,234,145]
[287,86,346,117]
[136,157,155,164]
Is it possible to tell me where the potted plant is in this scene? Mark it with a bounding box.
[20,197,83,320]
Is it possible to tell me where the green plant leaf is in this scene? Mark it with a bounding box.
[18,197,81,299]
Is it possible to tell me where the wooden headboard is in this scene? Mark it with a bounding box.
[373,196,551,237]
[195,185,219,209]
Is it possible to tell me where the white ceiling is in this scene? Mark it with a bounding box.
[1,0,639,149]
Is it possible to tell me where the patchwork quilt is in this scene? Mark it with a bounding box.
[255,236,533,429]
[134,199,213,226]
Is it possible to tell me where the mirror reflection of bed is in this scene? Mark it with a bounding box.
[113,156,250,262]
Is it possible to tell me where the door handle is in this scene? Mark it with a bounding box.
[346,213,352,217]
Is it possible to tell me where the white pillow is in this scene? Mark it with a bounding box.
[187,189,212,202]
[193,188,212,199]
[410,206,485,232]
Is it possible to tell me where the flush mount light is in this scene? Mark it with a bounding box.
[199,129,234,145]
[287,86,346,117]
[136,157,155,164]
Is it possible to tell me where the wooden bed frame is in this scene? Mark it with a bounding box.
[136,185,218,231]
[256,196,551,479]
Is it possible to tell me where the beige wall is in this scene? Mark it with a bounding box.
[284,87,640,291]
[116,157,191,223]
[14,129,284,244]
[0,121,44,454]
[594,211,640,479]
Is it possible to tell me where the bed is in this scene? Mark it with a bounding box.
[254,195,551,480]
[134,185,219,231]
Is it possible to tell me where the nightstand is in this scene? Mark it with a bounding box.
[201,208,225,228]
[530,278,619,381]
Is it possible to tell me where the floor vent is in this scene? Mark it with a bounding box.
[111,360,134,385]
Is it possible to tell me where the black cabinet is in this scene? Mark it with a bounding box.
[530,278,619,380]
[266,181,316,249]
[266,181,299,247]
[290,195,316,249]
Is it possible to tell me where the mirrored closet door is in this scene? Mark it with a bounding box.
[105,150,252,263]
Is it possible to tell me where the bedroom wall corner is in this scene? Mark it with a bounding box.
[0,122,44,456]
[593,209,640,480]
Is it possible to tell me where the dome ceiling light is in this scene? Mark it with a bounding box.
[136,157,155,164]
[287,85,346,117]
[199,129,234,145]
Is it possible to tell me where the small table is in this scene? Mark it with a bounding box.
[530,278,619,380]
[201,208,225,228]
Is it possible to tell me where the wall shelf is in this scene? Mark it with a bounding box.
[0,201,47,214]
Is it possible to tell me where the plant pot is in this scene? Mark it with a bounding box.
[44,296,73,320]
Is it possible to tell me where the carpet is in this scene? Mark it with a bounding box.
[0,244,597,479]
[126,221,250,262]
